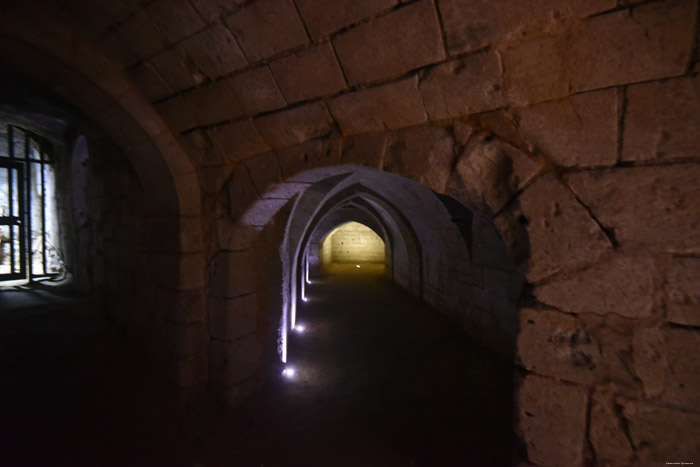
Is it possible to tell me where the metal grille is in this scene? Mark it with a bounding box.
[0,124,61,282]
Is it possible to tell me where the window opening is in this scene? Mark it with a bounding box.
[0,124,62,282]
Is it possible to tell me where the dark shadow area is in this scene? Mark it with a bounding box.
[0,269,514,466]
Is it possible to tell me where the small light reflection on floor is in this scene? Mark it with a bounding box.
[282,367,296,378]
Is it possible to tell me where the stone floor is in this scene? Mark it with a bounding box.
[0,265,515,466]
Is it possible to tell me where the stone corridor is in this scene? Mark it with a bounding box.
[1,266,513,466]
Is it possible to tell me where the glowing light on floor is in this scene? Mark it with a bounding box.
[356,264,360,268]
[294,324,305,333]
[282,367,296,378]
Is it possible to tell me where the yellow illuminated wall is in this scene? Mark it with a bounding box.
[320,222,385,265]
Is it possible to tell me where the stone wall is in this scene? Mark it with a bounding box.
[322,221,385,264]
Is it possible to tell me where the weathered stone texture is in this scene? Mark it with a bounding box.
[333,0,445,85]
[149,44,205,94]
[225,0,308,62]
[383,125,455,191]
[518,308,600,384]
[270,43,347,103]
[255,102,334,150]
[438,0,615,55]
[632,327,667,398]
[454,135,539,213]
[589,384,634,466]
[184,80,243,126]
[623,76,700,162]
[621,399,700,464]
[419,51,504,121]
[127,62,172,102]
[116,11,167,63]
[572,0,696,92]
[208,294,257,340]
[244,152,281,195]
[181,24,248,79]
[155,95,197,134]
[566,165,700,251]
[663,327,700,408]
[502,33,571,106]
[503,0,696,105]
[226,165,259,221]
[276,137,341,179]
[340,133,387,168]
[145,0,205,45]
[328,77,427,135]
[664,258,700,326]
[517,374,588,466]
[210,250,255,298]
[516,89,619,168]
[515,175,612,281]
[534,256,655,318]
[227,67,287,117]
[295,0,397,39]
[208,119,270,162]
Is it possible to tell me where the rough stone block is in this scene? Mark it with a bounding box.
[333,0,445,85]
[633,327,668,398]
[589,384,634,466]
[244,152,281,195]
[419,50,504,121]
[383,124,456,191]
[517,374,588,467]
[534,256,655,318]
[623,76,700,162]
[225,0,308,62]
[127,62,172,102]
[189,0,243,23]
[226,164,259,221]
[276,137,342,179]
[145,0,205,44]
[571,0,696,92]
[566,165,700,251]
[454,134,539,213]
[295,0,397,40]
[210,250,255,298]
[515,174,612,281]
[227,66,287,117]
[437,0,614,55]
[664,257,700,326]
[518,308,600,384]
[254,102,333,150]
[208,294,257,340]
[502,33,570,106]
[149,44,205,94]
[154,95,197,134]
[620,399,700,464]
[182,24,248,79]
[340,133,387,168]
[116,11,167,62]
[270,43,346,103]
[328,76,427,135]
[208,119,270,162]
[183,79,243,126]
[663,327,700,408]
[178,129,227,167]
[516,89,619,168]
